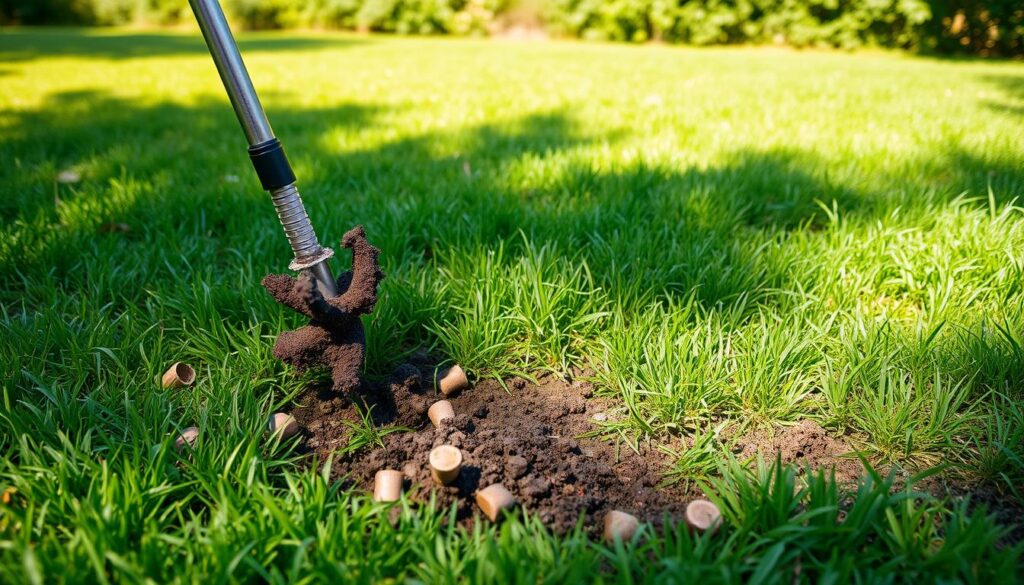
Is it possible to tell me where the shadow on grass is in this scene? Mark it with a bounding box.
[2,72,1024,389]
[4,86,1024,299]
[0,89,384,229]
[0,27,367,62]
[3,76,1024,464]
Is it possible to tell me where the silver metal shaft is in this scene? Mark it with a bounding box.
[188,0,337,297]
[188,0,272,145]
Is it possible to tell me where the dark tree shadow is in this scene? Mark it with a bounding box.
[0,89,384,230]
[4,85,1023,310]
[0,27,367,62]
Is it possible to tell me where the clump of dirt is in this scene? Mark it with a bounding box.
[291,365,698,534]
[262,225,385,394]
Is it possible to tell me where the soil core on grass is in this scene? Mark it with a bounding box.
[291,364,699,534]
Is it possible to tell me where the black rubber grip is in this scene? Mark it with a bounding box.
[248,138,296,191]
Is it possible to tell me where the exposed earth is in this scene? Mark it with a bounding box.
[293,364,696,534]
[287,356,889,535]
[285,354,1022,542]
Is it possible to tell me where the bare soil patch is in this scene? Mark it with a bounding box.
[290,360,1021,540]
[730,419,863,483]
[292,363,697,534]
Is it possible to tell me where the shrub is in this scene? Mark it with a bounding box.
[224,0,301,29]
[923,0,1024,57]
[544,0,933,49]
[0,0,1019,56]
[302,0,361,28]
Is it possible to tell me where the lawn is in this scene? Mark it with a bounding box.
[1,27,1024,582]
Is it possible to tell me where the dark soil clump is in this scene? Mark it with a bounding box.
[262,225,385,394]
[291,367,698,534]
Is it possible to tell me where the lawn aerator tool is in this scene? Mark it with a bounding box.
[189,0,384,394]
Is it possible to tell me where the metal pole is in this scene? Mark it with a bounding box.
[188,0,337,297]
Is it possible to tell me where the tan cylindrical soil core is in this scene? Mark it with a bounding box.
[374,469,403,502]
[175,426,199,451]
[427,400,455,428]
[603,510,640,542]
[267,413,299,439]
[162,362,196,388]
[429,445,463,485]
[685,499,722,533]
[437,365,469,396]
[476,483,516,522]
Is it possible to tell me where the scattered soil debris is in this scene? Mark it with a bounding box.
[289,357,1022,541]
[292,367,698,535]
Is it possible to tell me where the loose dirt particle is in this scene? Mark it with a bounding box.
[507,455,528,479]
[731,420,861,483]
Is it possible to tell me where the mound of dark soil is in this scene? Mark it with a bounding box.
[289,360,1023,542]
[291,364,698,534]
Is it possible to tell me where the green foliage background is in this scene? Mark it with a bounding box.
[1,0,1021,55]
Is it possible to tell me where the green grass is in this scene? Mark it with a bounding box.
[2,27,1024,581]
[339,404,411,456]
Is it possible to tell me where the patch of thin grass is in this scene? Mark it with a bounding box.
[658,422,727,489]
[339,404,410,457]
[966,394,1024,498]
[849,367,974,467]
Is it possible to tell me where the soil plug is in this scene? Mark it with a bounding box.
[374,469,403,502]
[603,510,640,542]
[429,445,463,485]
[427,400,455,428]
[261,227,384,395]
[685,499,722,534]
[267,413,299,439]
[175,426,199,451]
[476,483,516,522]
[161,362,196,388]
[437,365,469,396]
